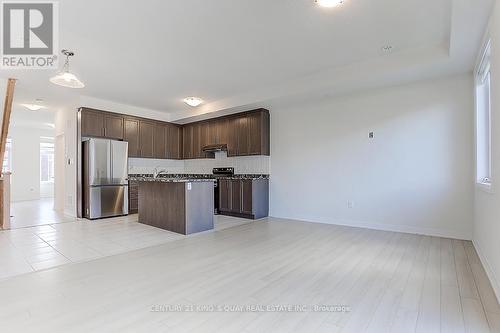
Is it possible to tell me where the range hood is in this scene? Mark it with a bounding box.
[202,144,227,153]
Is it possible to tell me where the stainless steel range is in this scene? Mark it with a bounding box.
[212,167,234,214]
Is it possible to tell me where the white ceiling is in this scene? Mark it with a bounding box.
[0,0,494,121]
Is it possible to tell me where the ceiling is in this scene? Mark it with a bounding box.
[0,0,494,121]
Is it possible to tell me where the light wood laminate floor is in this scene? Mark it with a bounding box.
[0,218,499,333]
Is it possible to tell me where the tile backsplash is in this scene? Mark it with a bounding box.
[128,152,270,175]
[128,158,185,174]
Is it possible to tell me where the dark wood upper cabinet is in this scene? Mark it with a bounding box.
[200,121,210,150]
[153,123,167,159]
[182,124,193,159]
[226,116,239,157]
[208,120,218,145]
[192,123,201,158]
[248,110,270,155]
[81,108,268,160]
[217,118,229,148]
[81,110,104,137]
[139,121,155,158]
[166,124,183,159]
[236,116,250,156]
[103,114,124,140]
[124,118,140,157]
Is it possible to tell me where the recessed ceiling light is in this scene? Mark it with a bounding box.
[183,97,204,107]
[315,0,344,8]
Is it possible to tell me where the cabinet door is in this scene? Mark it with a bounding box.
[227,117,239,156]
[153,123,167,159]
[139,121,155,158]
[218,179,231,212]
[166,124,182,159]
[200,122,209,148]
[208,120,218,145]
[241,180,253,215]
[81,110,104,137]
[183,124,193,159]
[104,114,124,140]
[129,181,139,213]
[124,118,140,157]
[248,112,262,155]
[236,116,250,156]
[231,180,242,213]
[217,118,229,147]
[192,123,202,158]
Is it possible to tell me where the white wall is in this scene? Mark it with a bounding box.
[55,106,78,217]
[473,1,500,303]
[269,74,474,240]
[9,126,54,202]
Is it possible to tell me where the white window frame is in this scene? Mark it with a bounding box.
[475,38,492,191]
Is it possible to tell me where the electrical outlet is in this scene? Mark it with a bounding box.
[347,201,354,208]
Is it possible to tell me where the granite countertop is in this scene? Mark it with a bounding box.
[128,173,269,182]
[129,174,215,183]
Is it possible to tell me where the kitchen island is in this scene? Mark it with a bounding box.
[137,177,215,235]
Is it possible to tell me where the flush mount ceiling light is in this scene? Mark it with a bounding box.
[315,0,344,8]
[381,45,394,53]
[49,49,85,89]
[183,97,204,107]
[21,98,46,111]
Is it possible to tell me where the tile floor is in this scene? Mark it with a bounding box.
[0,214,250,280]
[9,198,76,229]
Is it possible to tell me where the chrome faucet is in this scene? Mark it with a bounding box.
[153,167,168,178]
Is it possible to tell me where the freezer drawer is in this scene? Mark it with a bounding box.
[88,185,128,219]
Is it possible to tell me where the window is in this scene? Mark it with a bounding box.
[476,39,491,186]
[40,141,55,183]
[2,138,12,173]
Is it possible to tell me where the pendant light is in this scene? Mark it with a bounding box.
[50,49,85,88]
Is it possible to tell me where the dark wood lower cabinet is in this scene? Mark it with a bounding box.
[218,178,269,219]
[218,179,232,213]
[128,180,139,214]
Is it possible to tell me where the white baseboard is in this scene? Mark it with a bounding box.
[472,239,500,305]
[269,215,471,240]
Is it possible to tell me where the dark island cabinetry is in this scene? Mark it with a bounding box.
[218,178,269,219]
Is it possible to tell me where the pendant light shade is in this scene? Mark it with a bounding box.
[50,50,85,88]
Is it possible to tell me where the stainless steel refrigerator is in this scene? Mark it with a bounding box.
[82,138,129,219]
